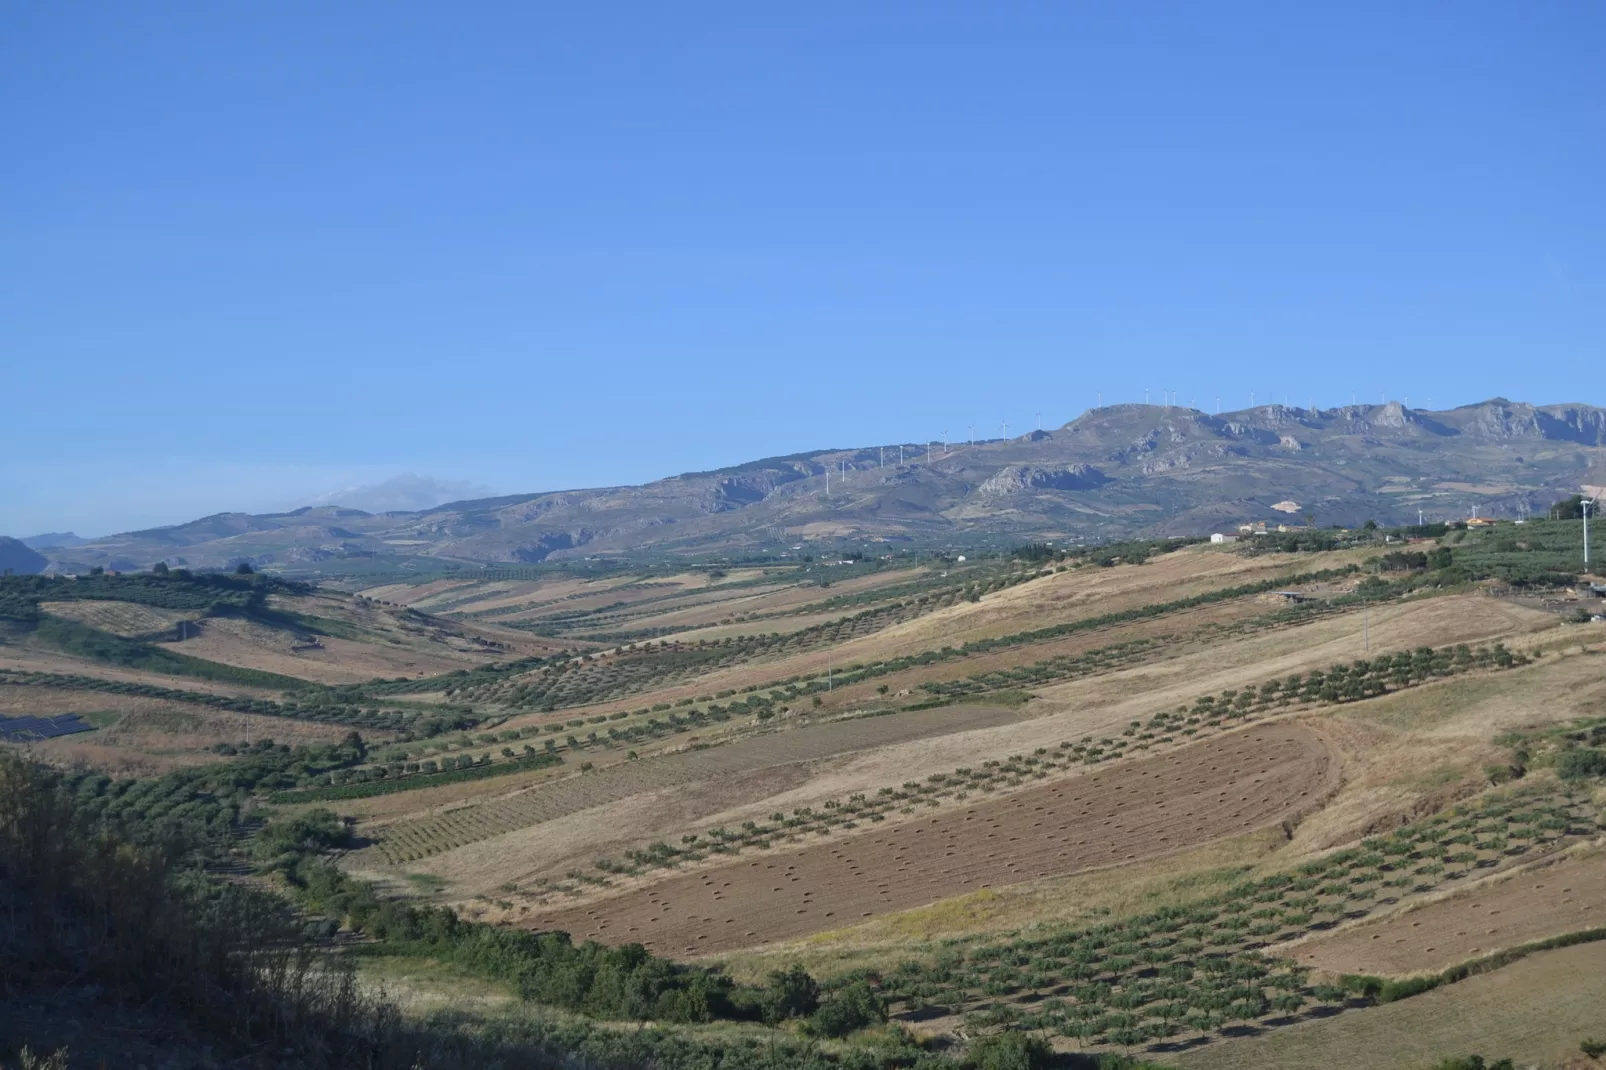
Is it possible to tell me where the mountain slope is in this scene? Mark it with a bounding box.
[35,398,1606,572]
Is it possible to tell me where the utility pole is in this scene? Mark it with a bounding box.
[1363,595,1369,653]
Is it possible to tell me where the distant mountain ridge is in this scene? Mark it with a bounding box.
[29,398,1606,573]
[0,537,49,575]
[20,532,89,550]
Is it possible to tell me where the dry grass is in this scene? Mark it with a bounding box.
[39,600,199,637]
[1,687,363,775]
[1289,845,1606,977]
[1173,939,1606,1069]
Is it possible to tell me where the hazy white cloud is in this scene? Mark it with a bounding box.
[0,460,496,538]
[293,474,498,514]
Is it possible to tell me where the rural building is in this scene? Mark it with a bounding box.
[1210,533,1239,544]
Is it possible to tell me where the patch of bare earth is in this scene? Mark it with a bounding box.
[152,616,476,684]
[519,723,1339,956]
[1291,847,1606,977]
[345,703,1031,878]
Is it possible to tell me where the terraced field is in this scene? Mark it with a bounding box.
[40,599,196,638]
[1290,847,1606,976]
[524,723,1340,955]
[356,703,1033,865]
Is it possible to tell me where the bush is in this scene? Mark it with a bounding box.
[761,963,820,1023]
[805,981,886,1037]
[963,1032,1053,1070]
[1558,747,1606,780]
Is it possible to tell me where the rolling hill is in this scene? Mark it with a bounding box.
[25,398,1606,573]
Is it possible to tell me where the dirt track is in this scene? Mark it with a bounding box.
[524,723,1339,955]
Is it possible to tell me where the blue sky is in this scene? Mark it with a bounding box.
[4,2,1603,535]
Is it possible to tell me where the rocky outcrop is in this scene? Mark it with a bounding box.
[1538,405,1606,445]
[977,464,1110,499]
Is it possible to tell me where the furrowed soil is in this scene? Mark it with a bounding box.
[1172,939,1606,1070]
[1290,847,1606,977]
[519,723,1339,956]
[367,594,1553,903]
[346,703,1032,872]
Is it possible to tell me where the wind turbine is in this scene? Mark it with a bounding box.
[1001,419,1008,441]
[1585,496,1597,568]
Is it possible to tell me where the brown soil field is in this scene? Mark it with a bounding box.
[489,548,1403,724]
[823,546,1375,660]
[596,569,927,635]
[1175,939,1606,1070]
[815,598,1271,709]
[437,594,1556,901]
[151,616,475,684]
[1291,848,1606,977]
[345,703,1034,876]
[520,723,1339,956]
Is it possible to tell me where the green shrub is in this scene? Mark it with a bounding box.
[1557,747,1606,780]
[805,980,886,1038]
[963,1032,1053,1070]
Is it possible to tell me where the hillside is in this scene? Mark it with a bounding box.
[7,525,1606,1069]
[25,398,1606,574]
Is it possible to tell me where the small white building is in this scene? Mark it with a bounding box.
[1210,533,1240,544]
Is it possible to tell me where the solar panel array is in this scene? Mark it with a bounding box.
[0,714,95,742]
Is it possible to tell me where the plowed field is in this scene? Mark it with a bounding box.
[1292,849,1606,976]
[524,723,1339,955]
[355,703,1030,864]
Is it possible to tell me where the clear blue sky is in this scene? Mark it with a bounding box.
[4,2,1603,535]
